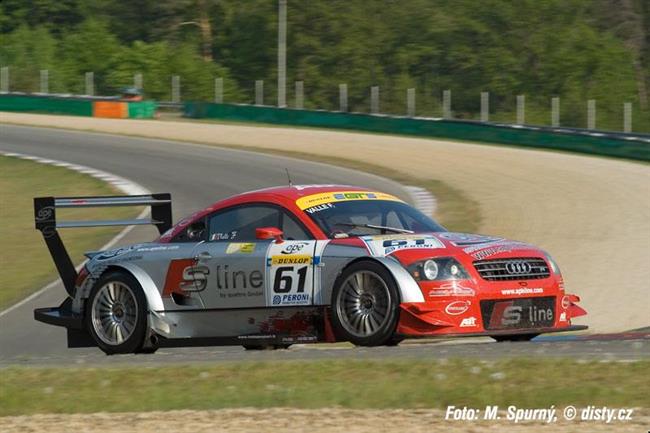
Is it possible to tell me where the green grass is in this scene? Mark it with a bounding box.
[0,156,139,309]
[0,359,647,415]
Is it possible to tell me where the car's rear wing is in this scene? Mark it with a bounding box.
[34,193,172,297]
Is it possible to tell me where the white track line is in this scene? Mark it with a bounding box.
[405,186,437,217]
[0,151,150,318]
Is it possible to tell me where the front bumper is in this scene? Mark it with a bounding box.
[398,294,588,337]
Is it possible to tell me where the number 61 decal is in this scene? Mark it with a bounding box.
[273,266,308,293]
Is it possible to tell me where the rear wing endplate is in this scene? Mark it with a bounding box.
[34,193,172,297]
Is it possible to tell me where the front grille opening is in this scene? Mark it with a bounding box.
[473,257,550,281]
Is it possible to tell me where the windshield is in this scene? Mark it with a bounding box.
[304,200,446,238]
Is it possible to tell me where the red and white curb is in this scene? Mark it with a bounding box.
[405,186,437,217]
[0,151,150,318]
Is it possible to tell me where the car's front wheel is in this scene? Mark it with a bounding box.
[85,271,149,355]
[331,261,400,346]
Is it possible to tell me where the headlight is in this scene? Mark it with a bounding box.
[423,260,439,280]
[409,258,470,281]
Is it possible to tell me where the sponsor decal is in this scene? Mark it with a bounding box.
[226,242,256,254]
[272,293,310,305]
[501,287,544,296]
[35,206,54,221]
[266,241,316,307]
[561,295,571,309]
[211,231,238,241]
[163,259,209,296]
[445,301,470,316]
[489,300,554,328]
[559,312,567,322]
[460,317,478,327]
[214,265,264,290]
[304,203,334,214]
[136,245,180,252]
[464,240,530,257]
[428,283,475,297]
[95,245,140,261]
[271,255,312,265]
[361,235,445,257]
[281,242,310,254]
[439,233,502,246]
[295,191,403,210]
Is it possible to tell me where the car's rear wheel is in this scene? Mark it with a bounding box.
[86,271,148,355]
[492,334,538,342]
[331,261,400,346]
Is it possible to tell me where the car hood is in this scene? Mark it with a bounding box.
[357,232,545,264]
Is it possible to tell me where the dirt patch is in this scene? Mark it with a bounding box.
[1,408,648,433]
[2,113,649,332]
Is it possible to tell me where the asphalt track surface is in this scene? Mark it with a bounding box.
[0,125,648,365]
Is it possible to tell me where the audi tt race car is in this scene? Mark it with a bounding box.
[33,185,587,354]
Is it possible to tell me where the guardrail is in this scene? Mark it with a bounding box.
[183,102,650,162]
[0,93,157,119]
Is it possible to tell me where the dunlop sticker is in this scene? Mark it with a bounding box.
[271,255,312,265]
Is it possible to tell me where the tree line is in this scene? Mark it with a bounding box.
[1,0,648,131]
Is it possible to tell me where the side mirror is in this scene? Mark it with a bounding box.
[256,227,284,243]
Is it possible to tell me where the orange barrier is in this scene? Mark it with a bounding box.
[92,101,128,118]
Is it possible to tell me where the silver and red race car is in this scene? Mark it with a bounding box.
[34,185,587,354]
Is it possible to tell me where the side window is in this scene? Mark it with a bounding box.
[171,218,207,243]
[281,211,311,240]
[208,205,280,241]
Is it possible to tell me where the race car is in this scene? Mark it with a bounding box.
[33,185,587,354]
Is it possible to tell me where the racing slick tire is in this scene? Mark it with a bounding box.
[331,261,400,347]
[85,271,149,355]
[492,334,539,342]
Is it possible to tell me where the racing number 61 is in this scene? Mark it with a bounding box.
[274,266,308,293]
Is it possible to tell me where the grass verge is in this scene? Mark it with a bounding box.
[0,155,138,309]
[0,359,647,415]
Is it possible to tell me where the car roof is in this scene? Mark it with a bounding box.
[158,184,375,242]
[229,184,372,202]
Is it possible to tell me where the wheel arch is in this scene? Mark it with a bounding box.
[81,263,164,312]
[323,256,424,305]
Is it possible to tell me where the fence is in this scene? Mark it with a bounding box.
[1,66,647,133]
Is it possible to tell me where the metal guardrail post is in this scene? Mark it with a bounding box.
[40,70,49,94]
[215,77,223,103]
[171,75,181,103]
[295,81,304,109]
[587,99,596,130]
[85,72,94,96]
[0,66,8,93]
[277,0,287,108]
[370,86,379,114]
[551,97,560,127]
[442,90,451,119]
[480,92,489,122]
[407,88,415,117]
[339,84,348,112]
[255,80,264,106]
[623,102,632,133]
[134,73,143,91]
[516,94,525,125]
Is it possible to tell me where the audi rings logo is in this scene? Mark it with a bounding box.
[505,261,532,275]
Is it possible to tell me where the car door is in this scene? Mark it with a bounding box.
[192,203,316,309]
